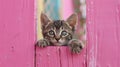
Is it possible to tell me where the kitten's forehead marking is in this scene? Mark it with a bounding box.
[53,20,64,36]
[53,20,63,29]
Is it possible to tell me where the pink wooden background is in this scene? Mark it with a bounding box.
[0,0,35,67]
[87,0,120,67]
[0,0,120,67]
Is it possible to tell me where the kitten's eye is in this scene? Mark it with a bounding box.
[48,30,54,35]
[61,31,68,36]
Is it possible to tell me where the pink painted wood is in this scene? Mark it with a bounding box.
[36,46,86,67]
[62,0,73,20]
[36,47,61,67]
[0,0,35,67]
[87,0,120,67]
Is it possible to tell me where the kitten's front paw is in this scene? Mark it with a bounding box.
[68,39,84,54]
[36,39,50,47]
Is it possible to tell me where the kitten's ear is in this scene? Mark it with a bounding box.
[41,13,51,26]
[66,13,78,27]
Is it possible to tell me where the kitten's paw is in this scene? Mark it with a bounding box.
[36,39,50,47]
[68,39,84,54]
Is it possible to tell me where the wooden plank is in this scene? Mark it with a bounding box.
[87,0,120,66]
[36,46,61,67]
[116,2,120,67]
[0,0,35,67]
[36,46,86,67]
[60,47,86,67]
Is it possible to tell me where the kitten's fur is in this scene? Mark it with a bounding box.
[36,13,84,53]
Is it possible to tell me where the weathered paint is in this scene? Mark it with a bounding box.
[0,0,120,67]
[87,0,120,67]
[36,46,86,67]
[37,0,44,40]
[0,0,35,67]
[44,0,61,20]
[36,47,61,67]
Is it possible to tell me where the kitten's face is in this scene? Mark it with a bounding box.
[41,13,77,45]
[43,20,73,45]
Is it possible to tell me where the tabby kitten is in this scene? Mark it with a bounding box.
[36,13,84,53]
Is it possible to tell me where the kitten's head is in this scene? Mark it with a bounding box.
[40,13,78,45]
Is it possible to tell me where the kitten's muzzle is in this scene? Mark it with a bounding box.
[55,38,60,42]
[55,35,61,42]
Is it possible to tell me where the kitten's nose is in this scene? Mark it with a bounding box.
[55,36,60,42]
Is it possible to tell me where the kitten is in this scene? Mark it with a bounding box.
[36,13,84,54]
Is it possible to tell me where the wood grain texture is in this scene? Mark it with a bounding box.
[0,0,35,67]
[36,47,61,67]
[36,46,86,67]
[86,0,120,67]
